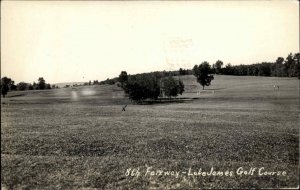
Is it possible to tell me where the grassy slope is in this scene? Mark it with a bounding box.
[1,75,299,189]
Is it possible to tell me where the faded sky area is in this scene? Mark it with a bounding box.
[1,1,299,83]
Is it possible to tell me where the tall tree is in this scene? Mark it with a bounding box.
[214,60,223,74]
[38,77,46,90]
[10,80,17,91]
[285,53,294,77]
[1,77,12,98]
[193,62,214,90]
[179,68,187,75]
[272,57,285,77]
[118,71,128,88]
[293,53,300,79]
[178,79,185,95]
[33,82,38,90]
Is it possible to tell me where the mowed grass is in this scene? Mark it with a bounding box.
[1,75,299,189]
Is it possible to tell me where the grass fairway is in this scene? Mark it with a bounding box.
[1,75,299,189]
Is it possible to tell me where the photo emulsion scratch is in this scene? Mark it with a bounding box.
[1,1,299,189]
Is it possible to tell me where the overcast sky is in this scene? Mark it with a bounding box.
[1,1,299,83]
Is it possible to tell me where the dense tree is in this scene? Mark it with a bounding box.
[17,82,30,91]
[123,73,160,103]
[161,77,185,99]
[46,83,51,89]
[33,82,38,90]
[263,63,272,76]
[284,53,299,77]
[118,71,128,87]
[214,60,223,74]
[178,79,185,95]
[1,77,12,98]
[271,57,285,77]
[38,77,46,90]
[106,78,115,85]
[284,53,294,77]
[293,53,300,79]
[28,84,34,90]
[92,80,99,85]
[179,68,184,75]
[193,62,214,90]
[223,63,233,75]
[10,81,17,91]
[179,68,188,75]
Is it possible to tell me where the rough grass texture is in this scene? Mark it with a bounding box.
[1,75,299,189]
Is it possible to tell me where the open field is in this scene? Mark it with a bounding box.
[1,75,299,189]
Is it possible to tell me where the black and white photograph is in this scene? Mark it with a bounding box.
[1,0,299,189]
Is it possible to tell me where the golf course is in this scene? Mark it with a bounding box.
[1,75,299,189]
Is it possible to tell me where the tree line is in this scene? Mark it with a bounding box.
[100,52,299,85]
[211,53,300,78]
[98,70,192,86]
[170,52,300,78]
[1,77,55,98]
